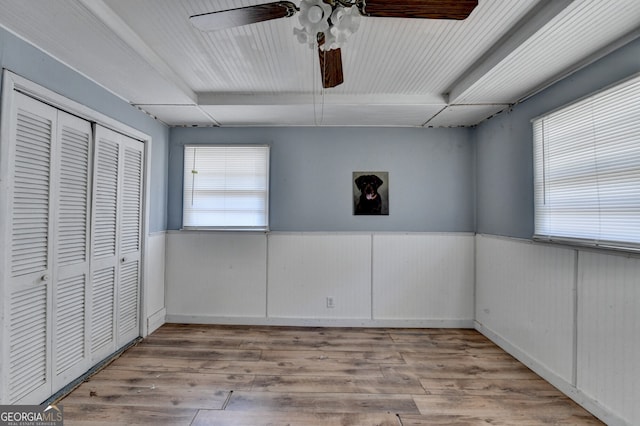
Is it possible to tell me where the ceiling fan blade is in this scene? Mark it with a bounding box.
[318,47,344,88]
[190,1,298,31]
[358,0,478,20]
[317,32,343,88]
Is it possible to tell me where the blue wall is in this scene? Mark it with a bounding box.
[5,21,638,237]
[475,36,640,239]
[169,126,475,232]
[0,27,169,232]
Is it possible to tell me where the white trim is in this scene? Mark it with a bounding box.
[477,232,640,260]
[197,92,447,106]
[532,236,640,255]
[138,128,152,338]
[166,315,474,329]
[168,230,476,237]
[0,68,16,404]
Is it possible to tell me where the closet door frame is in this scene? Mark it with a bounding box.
[0,70,153,402]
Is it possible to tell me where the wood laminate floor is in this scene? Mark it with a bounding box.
[59,324,603,425]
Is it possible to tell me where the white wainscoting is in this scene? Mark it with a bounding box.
[165,231,268,321]
[475,234,639,426]
[577,251,640,426]
[373,234,474,326]
[165,231,474,327]
[475,235,576,383]
[268,233,372,320]
[143,231,167,335]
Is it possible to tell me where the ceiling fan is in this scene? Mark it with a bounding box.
[190,0,478,88]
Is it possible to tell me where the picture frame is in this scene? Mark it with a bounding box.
[353,171,389,215]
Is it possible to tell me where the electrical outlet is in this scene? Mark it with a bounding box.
[326,296,335,308]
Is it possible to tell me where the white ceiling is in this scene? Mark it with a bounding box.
[1,0,639,127]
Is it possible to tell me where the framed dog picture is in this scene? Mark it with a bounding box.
[353,171,389,215]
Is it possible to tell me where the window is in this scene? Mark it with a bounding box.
[533,74,640,250]
[182,145,270,230]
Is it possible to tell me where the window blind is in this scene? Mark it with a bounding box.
[533,74,640,249]
[183,145,269,229]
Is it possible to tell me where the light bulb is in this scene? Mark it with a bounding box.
[331,8,344,24]
[307,5,324,23]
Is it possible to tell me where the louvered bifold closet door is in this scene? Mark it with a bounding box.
[117,135,144,345]
[51,111,92,392]
[90,126,144,362]
[0,93,56,404]
[90,126,121,363]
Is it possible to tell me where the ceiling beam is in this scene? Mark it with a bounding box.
[197,93,447,106]
[76,0,197,104]
[447,0,575,104]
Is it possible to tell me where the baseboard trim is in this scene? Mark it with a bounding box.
[475,321,628,426]
[165,314,474,329]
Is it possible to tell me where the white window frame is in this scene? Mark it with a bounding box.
[182,144,270,231]
[532,72,640,252]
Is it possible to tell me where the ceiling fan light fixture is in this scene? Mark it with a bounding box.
[191,0,478,89]
[295,0,332,47]
[321,5,360,51]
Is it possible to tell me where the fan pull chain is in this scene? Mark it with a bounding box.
[312,45,318,125]
[312,42,325,126]
[320,49,326,125]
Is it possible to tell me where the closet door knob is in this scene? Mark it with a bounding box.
[41,274,49,282]
[121,257,126,263]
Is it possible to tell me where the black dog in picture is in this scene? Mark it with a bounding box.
[355,174,383,215]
